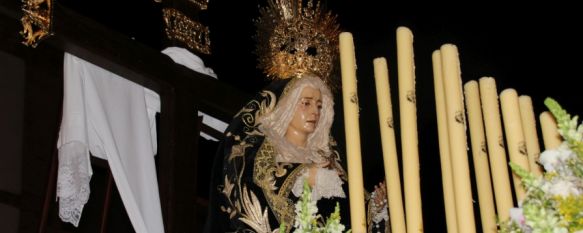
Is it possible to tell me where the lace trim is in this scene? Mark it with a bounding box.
[372,204,388,224]
[369,189,389,224]
[57,141,92,227]
[291,167,345,201]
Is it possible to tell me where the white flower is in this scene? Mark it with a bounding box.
[509,208,525,226]
[290,181,348,233]
[293,199,318,232]
[499,99,583,233]
[538,143,575,172]
[546,178,582,197]
[325,222,345,233]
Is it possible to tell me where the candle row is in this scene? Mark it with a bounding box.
[437,73,550,232]
[340,27,421,233]
[339,26,557,233]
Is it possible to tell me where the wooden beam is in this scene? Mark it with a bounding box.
[0,190,20,208]
[2,0,249,122]
[2,3,249,232]
[47,4,249,122]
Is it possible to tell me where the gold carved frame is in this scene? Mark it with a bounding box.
[163,8,211,55]
[20,0,54,47]
[188,0,208,10]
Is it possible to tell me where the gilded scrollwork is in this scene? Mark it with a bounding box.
[221,141,276,233]
[20,0,54,47]
[238,186,274,233]
[253,140,303,231]
[162,8,211,55]
[219,91,284,232]
[228,136,252,162]
[234,91,277,136]
[187,0,209,10]
[255,0,340,90]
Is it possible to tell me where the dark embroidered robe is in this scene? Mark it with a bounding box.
[204,79,350,233]
[204,78,388,233]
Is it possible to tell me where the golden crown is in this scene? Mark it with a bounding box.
[255,0,340,87]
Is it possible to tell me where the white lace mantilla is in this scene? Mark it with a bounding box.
[292,167,345,201]
[56,141,92,226]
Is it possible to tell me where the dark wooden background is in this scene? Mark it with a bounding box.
[2,0,583,232]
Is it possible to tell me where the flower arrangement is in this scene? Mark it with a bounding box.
[281,182,351,233]
[499,98,583,233]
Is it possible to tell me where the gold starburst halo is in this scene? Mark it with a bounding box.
[255,0,340,91]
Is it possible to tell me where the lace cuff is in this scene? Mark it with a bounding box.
[372,204,388,224]
[292,167,345,201]
[57,141,92,227]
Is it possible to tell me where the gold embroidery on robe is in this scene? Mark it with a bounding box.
[234,91,277,137]
[254,139,306,232]
[219,91,279,232]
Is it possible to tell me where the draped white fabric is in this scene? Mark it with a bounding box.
[57,53,163,233]
[161,47,228,141]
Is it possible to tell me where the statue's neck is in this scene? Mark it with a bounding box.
[284,130,307,148]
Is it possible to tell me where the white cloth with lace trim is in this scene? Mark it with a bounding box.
[291,167,346,201]
[57,53,163,233]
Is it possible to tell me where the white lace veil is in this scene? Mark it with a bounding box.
[257,74,334,163]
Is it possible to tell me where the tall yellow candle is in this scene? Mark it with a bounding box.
[431,50,458,233]
[540,111,562,150]
[519,96,543,176]
[440,44,476,233]
[478,77,513,222]
[396,26,423,233]
[463,81,497,233]
[373,57,406,233]
[500,89,530,201]
[339,32,366,233]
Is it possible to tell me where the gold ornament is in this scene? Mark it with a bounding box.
[163,8,212,55]
[21,0,54,47]
[255,0,340,89]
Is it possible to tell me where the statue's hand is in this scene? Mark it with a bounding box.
[372,181,387,209]
[370,181,389,225]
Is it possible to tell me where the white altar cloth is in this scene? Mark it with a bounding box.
[57,53,164,233]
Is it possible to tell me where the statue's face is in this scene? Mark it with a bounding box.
[288,86,322,137]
